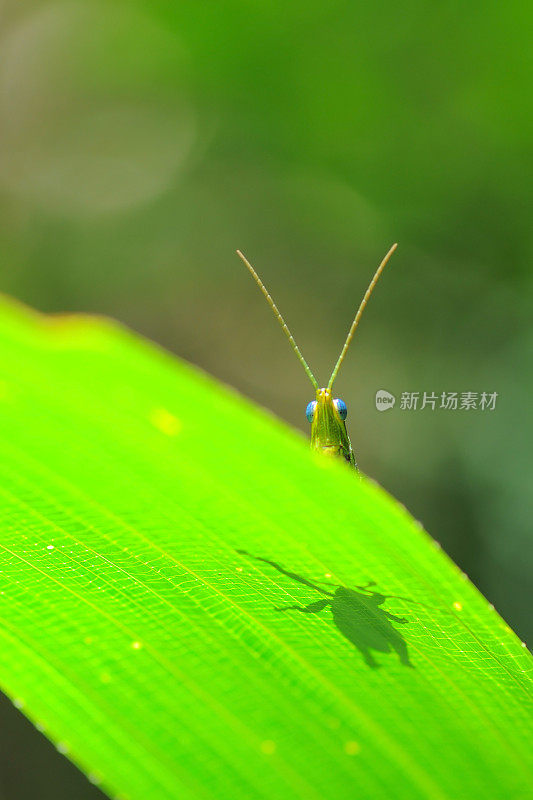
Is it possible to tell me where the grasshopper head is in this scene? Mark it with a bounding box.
[306,389,352,463]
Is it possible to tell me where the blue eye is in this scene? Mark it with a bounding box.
[334,398,347,420]
[306,400,317,423]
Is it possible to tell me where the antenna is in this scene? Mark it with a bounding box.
[237,250,319,391]
[327,243,397,390]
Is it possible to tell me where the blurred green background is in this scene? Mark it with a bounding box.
[0,1,531,796]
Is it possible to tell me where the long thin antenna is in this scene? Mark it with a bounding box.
[327,243,397,390]
[237,250,319,390]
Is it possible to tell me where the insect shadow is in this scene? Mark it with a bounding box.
[237,551,414,670]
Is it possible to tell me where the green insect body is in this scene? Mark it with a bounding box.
[237,244,397,470]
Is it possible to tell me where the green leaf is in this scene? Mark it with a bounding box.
[0,296,531,800]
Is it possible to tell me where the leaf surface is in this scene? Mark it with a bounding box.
[0,297,530,800]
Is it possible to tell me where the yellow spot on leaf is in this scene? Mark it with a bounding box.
[131,641,142,650]
[344,740,361,755]
[453,602,462,611]
[260,740,276,755]
[150,408,181,437]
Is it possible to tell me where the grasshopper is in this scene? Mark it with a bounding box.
[237,243,397,469]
